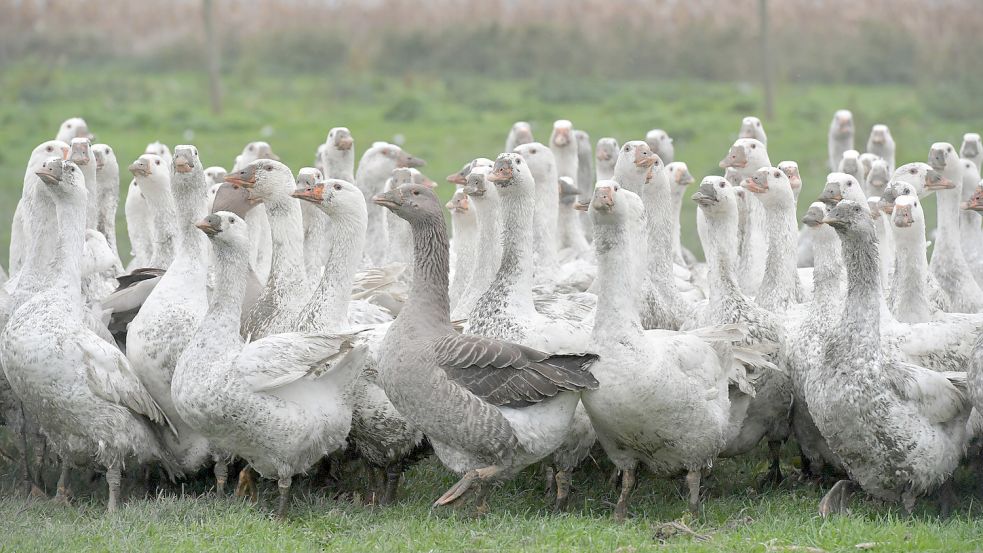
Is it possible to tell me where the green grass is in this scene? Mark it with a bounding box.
[2,445,983,553]
[1,63,981,266]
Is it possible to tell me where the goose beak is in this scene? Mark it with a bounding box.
[70,144,90,165]
[446,171,467,185]
[634,148,657,168]
[292,183,325,204]
[573,201,591,212]
[925,170,955,191]
[719,146,747,169]
[225,166,257,188]
[335,135,354,151]
[597,150,611,162]
[173,154,193,174]
[818,185,842,206]
[35,162,62,186]
[195,218,220,235]
[372,190,403,209]
[396,151,425,168]
[893,205,914,228]
[742,176,767,194]
[487,161,512,183]
[802,207,825,227]
[963,193,983,212]
[445,193,469,213]
[552,128,571,147]
[591,187,615,211]
[128,159,150,177]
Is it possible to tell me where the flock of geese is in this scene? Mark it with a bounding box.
[1,112,982,521]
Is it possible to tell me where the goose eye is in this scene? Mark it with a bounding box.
[846,181,852,187]
[248,145,254,151]
[756,122,761,127]
[774,171,781,178]
[751,144,756,149]
[155,160,160,165]
[914,202,918,207]
[229,217,235,223]
[46,146,52,152]
[334,183,342,191]
[624,146,629,151]
[530,149,537,154]
[948,147,952,153]
[266,166,273,171]
[516,159,522,164]
[412,190,420,196]
[67,124,72,129]
[719,183,725,188]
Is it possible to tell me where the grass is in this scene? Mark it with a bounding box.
[1,63,981,265]
[2,444,983,553]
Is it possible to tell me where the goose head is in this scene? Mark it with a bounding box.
[513,142,555,178]
[822,199,875,239]
[29,141,71,173]
[225,158,294,204]
[366,143,425,170]
[960,133,982,160]
[487,153,534,195]
[389,167,436,190]
[801,202,828,228]
[925,167,955,192]
[293,177,364,219]
[667,162,695,197]
[69,137,93,167]
[866,159,891,193]
[244,141,279,162]
[296,167,324,191]
[172,145,205,197]
[372,182,443,226]
[739,116,765,141]
[778,161,802,196]
[830,110,854,138]
[644,129,673,162]
[962,181,983,212]
[719,138,766,170]
[742,166,794,208]
[509,121,534,147]
[691,176,738,218]
[819,173,866,208]
[838,149,861,176]
[614,140,661,185]
[204,166,228,187]
[928,142,958,172]
[56,117,92,143]
[550,120,574,148]
[92,144,115,172]
[128,154,168,194]
[328,127,354,152]
[196,211,250,253]
[867,124,891,146]
[445,187,470,214]
[461,166,492,199]
[447,158,491,185]
[145,141,172,168]
[858,153,879,178]
[36,158,87,205]
[891,162,938,197]
[588,180,634,221]
[891,195,924,233]
[558,176,580,206]
[596,137,619,164]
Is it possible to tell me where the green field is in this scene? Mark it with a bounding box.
[1,64,979,265]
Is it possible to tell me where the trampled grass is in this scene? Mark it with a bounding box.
[2,445,983,553]
[1,63,981,265]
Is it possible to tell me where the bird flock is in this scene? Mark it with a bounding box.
[1,112,982,522]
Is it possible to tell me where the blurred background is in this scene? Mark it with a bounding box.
[1,0,982,262]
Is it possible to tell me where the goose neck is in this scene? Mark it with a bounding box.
[591,223,644,345]
[50,198,86,310]
[403,216,451,331]
[300,209,366,329]
[757,202,799,311]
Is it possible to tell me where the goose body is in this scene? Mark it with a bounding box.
[828,110,855,171]
[866,124,895,174]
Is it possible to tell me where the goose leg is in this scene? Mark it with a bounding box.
[544,464,556,498]
[818,479,853,517]
[52,461,71,505]
[613,467,636,523]
[235,466,258,502]
[757,440,784,488]
[106,463,122,513]
[433,465,503,507]
[275,476,292,519]
[554,468,572,512]
[213,459,228,496]
[686,469,702,517]
[379,466,400,506]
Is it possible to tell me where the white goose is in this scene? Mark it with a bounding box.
[514,142,565,270]
[355,143,425,265]
[719,138,771,295]
[739,116,767,145]
[446,186,478,311]
[451,166,501,321]
[595,137,619,182]
[505,121,533,153]
[128,154,178,269]
[866,124,896,174]
[828,109,854,171]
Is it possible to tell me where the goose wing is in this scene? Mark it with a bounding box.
[236,332,363,392]
[885,362,969,424]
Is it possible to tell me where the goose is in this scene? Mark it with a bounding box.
[666,161,696,266]
[7,140,70,279]
[92,144,122,264]
[70,138,119,304]
[205,166,228,209]
[687,176,792,485]
[645,129,674,164]
[70,138,99,231]
[451,166,502,321]
[859,153,879,181]
[124,178,153,271]
[226,159,312,338]
[231,142,281,284]
[719,138,770,295]
[927,142,983,313]
[385,167,436,266]
[370,181,598,511]
[296,167,328,280]
[125,146,221,481]
[514,143,566,269]
[866,124,896,174]
[838,150,865,196]
[446,186,478,310]
[786,202,846,479]
[321,127,356,181]
[612,141,690,329]
[960,133,983,178]
[956,160,983,285]
[145,141,173,167]
[233,141,279,171]
[1,158,179,512]
[55,117,92,144]
[128,154,179,270]
[172,211,364,517]
[550,121,589,250]
[807,199,971,516]
[741,167,804,312]
[583,180,756,519]
[865,158,891,199]
[505,121,534,153]
[739,116,767,145]
[355,143,425,265]
[778,161,802,202]
[828,109,854,171]
[595,137,618,182]
[575,129,594,240]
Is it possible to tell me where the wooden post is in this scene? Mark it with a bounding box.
[203,0,223,115]
[759,0,774,120]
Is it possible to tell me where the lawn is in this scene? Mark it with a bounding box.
[2,443,983,553]
[1,63,980,265]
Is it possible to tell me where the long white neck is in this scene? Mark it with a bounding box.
[174,179,209,267]
[326,153,354,183]
[670,190,684,263]
[448,210,478,309]
[756,200,800,312]
[81,163,99,231]
[96,162,121,259]
[143,179,179,268]
[451,194,501,320]
[591,220,644,347]
[704,209,747,313]
[472,183,535,322]
[640,174,679,292]
[890,224,934,323]
[297,204,366,331]
[935,163,963,252]
[264,195,308,287]
[810,225,844,300]
[533,164,559,269]
[50,197,87,316]
[199,241,248,353]
[17,186,56,295]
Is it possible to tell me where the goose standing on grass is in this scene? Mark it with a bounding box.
[666,161,696,266]
[828,110,854,171]
[595,137,618,181]
[514,143,565,268]
[927,143,983,313]
[551,121,589,250]
[129,154,178,269]
[7,140,69,278]
[505,121,534,153]
[719,138,770,295]
[55,117,92,144]
[583,180,755,519]
[296,167,327,280]
[227,159,312,338]
[575,129,594,240]
[451,166,501,320]
[1,158,180,512]
[126,146,220,482]
[807,199,971,516]
[355,143,425,265]
[446,186,478,310]
[92,144,122,265]
[866,124,895,174]
[645,129,674,164]
[172,211,364,517]
[739,116,767,145]
[371,180,598,511]
[688,176,792,486]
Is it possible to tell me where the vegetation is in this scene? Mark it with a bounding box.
[2,63,982,266]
